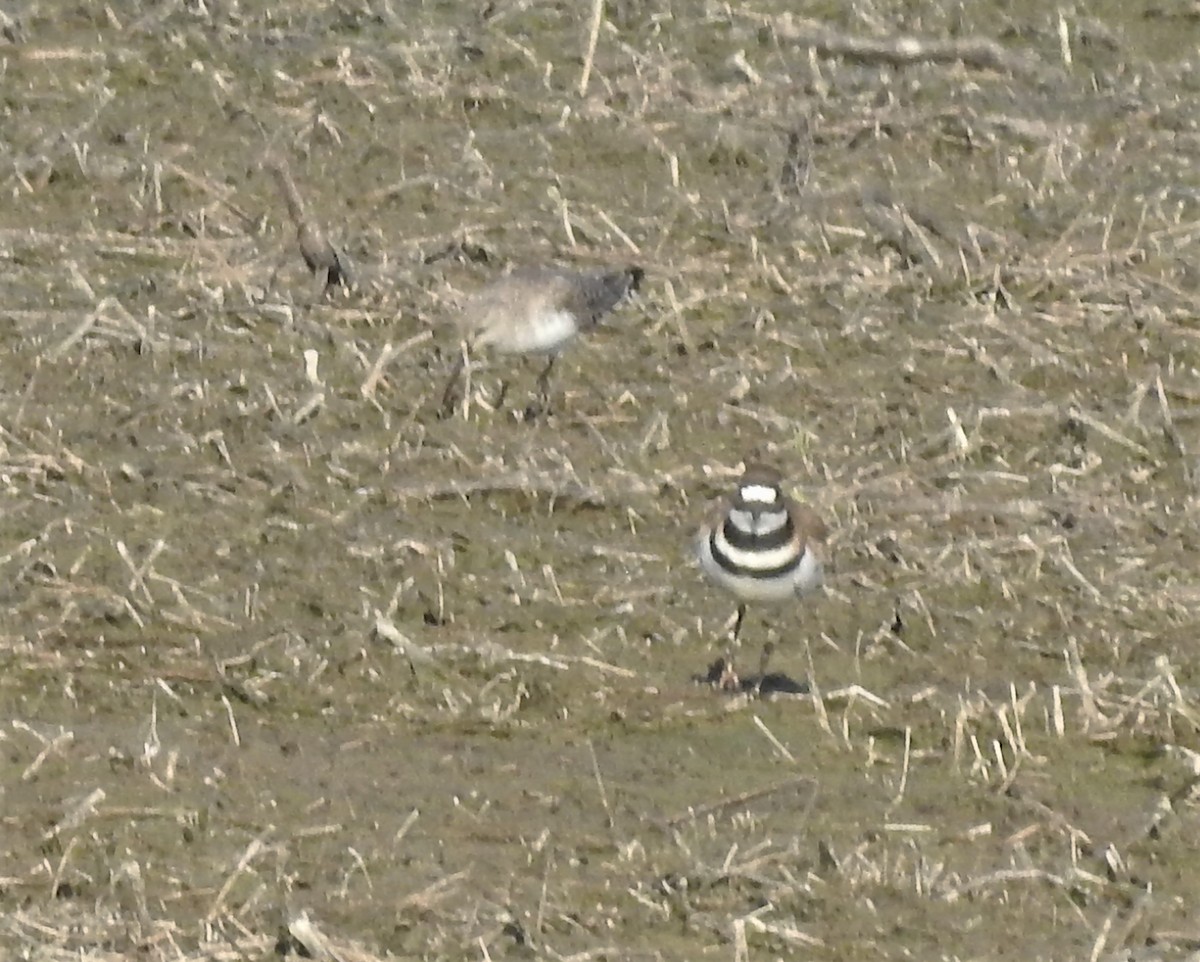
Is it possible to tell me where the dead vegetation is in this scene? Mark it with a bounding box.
[3,0,1200,960]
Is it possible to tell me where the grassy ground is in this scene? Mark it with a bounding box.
[3,1,1200,959]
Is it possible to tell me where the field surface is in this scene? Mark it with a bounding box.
[3,1,1200,960]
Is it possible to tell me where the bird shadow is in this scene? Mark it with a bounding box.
[694,658,810,697]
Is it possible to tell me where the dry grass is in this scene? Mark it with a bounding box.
[3,0,1200,960]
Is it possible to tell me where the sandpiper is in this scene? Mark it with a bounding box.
[695,463,828,692]
[440,264,643,417]
[267,160,354,293]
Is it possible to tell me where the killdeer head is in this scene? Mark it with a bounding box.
[695,463,827,691]
[440,264,643,418]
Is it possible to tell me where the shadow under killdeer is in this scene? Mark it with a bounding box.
[440,264,643,418]
[695,463,828,693]
[267,159,354,294]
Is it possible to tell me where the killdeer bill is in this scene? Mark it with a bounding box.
[440,264,643,418]
[695,464,828,692]
[267,160,354,293]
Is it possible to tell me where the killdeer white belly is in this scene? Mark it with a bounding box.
[695,463,827,692]
[441,264,643,417]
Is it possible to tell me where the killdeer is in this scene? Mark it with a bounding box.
[695,463,828,692]
[267,160,354,293]
[440,264,643,418]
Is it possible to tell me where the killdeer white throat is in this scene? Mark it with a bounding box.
[440,264,643,417]
[696,463,828,692]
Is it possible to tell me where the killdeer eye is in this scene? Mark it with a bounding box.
[739,483,779,504]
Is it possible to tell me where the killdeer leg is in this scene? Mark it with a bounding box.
[439,344,469,418]
[717,603,747,691]
[754,639,776,696]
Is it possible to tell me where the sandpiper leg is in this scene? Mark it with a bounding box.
[439,345,469,418]
[525,355,558,419]
[494,378,511,411]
